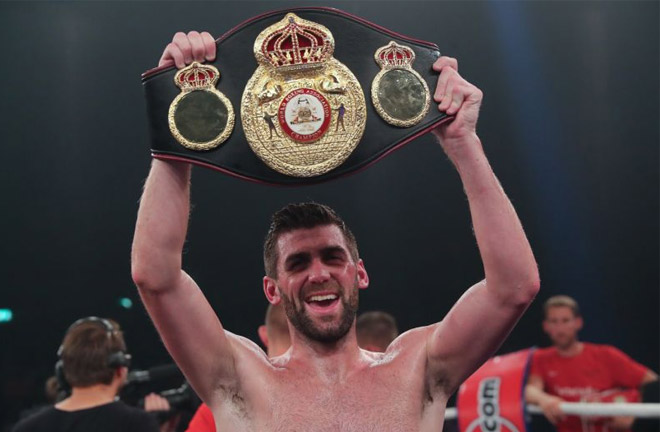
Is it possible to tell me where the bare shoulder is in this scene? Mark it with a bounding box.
[224,331,272,366]
[207,331,271,393]
[362,325,437,366]
[388,324,436,353]
[227,331,266,354]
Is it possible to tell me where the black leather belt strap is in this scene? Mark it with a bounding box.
[142,7,450,185]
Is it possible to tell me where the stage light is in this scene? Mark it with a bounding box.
[119,298,133,309]
[0,309,13,323]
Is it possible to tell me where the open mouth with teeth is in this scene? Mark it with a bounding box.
[305,293,340,312]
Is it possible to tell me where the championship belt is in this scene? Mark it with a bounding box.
[142,7,451,185]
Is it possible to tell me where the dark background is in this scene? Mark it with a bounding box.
[1,1,658,430]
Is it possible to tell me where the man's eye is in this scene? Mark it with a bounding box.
[287,261,303,270]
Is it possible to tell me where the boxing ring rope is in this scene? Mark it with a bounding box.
[444,403,660,420]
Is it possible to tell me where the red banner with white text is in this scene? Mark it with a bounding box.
[457,348,534,432]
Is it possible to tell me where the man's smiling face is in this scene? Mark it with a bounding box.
[269,224,368,343]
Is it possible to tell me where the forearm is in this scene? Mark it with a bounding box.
[525,383,554,406]
[132,159,192,291]
[449,134,539,303]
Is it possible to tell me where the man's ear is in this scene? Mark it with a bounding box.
[258,325,269,348]
[356,259,369,290]
[116,367,128,384]
[263,276,281,304]
[576,316,584,331]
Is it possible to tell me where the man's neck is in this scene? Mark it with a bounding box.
[555,340,583,357]
[55,384,119,412]
[288,330,364,383]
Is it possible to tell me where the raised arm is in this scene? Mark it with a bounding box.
[131,32,238,404]
[426,57,540,394]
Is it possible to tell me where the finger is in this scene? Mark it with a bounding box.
[445,85,466,115]
[160,43,185,69]
[433,66,455,103]
[147,394,168,411]
[172,32,193,64]
[144,393,156,410]
[438,82,455,112]
[432,56,458,73]
[188,31,205,62]
[201,32,216,61]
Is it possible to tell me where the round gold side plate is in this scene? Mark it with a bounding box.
[168,62,235,151]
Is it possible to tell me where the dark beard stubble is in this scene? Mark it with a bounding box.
[279,282,359,343]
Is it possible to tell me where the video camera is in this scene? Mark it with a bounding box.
[121,364,201,417]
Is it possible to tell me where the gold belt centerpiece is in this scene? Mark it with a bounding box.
[241,13,366,177]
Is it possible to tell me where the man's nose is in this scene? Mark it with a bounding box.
[307,259,330,284]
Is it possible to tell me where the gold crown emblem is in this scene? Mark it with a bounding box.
[255,13,335,71]
[174,62,220,90]
[374,41,416,69]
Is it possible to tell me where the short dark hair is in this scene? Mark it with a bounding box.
[356,311,399,351]
[60,319,127,387]
[263,202,359,278]
[543,295,581,318]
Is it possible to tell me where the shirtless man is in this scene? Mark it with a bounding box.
[131,31,540,431]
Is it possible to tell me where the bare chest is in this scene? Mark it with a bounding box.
[235,365,444,432]
[282,376,419,430]
[214,330,448,431]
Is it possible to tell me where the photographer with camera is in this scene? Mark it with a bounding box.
[12,317,160,432]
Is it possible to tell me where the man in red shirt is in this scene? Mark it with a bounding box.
[525,295,657,432]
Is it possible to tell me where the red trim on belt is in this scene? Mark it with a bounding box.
[151,115,454,187]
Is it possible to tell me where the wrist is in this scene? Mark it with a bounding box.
[442,133,484,166]
[542,394,561,406]
[445,136,492,184]
[153,157,192,177]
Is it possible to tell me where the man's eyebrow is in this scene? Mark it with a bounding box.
[321,246,347,256]
[284,252,310,266]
